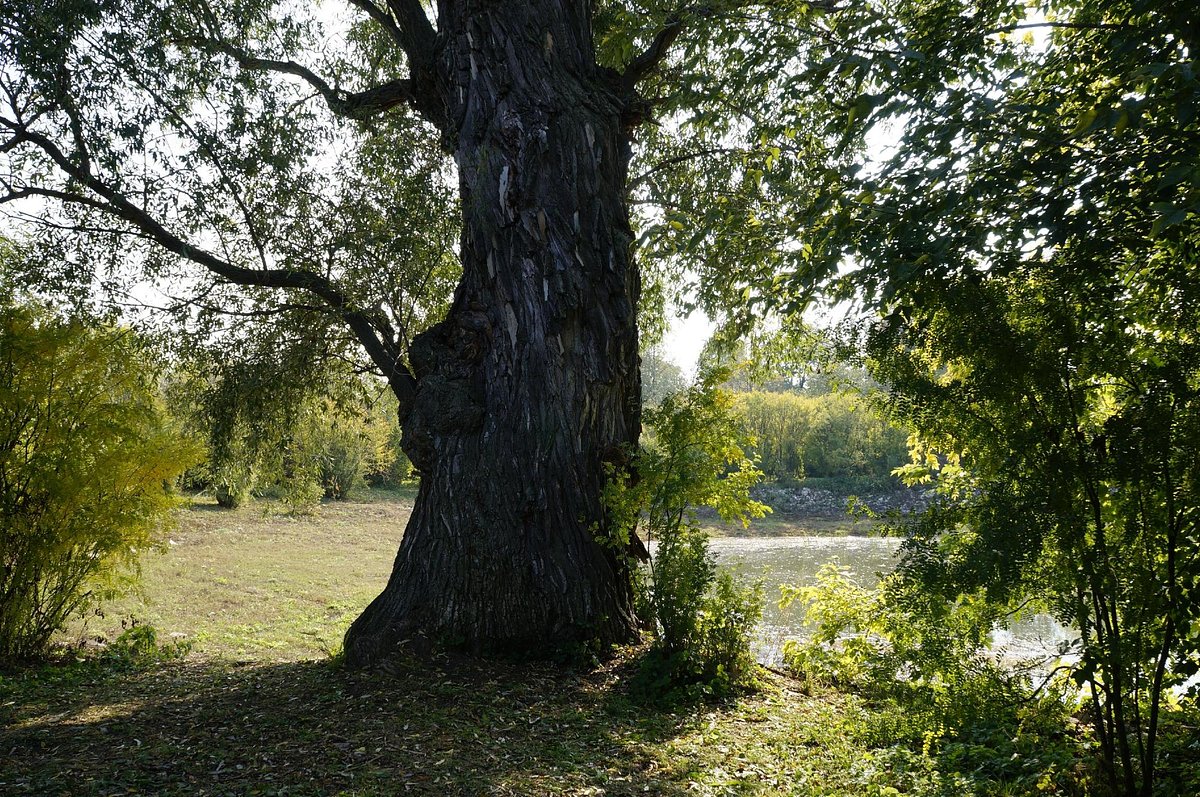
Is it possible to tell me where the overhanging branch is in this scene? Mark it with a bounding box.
[0,117,418,408]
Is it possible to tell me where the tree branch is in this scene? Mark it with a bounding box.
[620,13,689,87]
[981,20,1135,36]
[192,38,419,121]
[0,117,418,408]
[341,1,446,130]
[346,0,406,48]
[621,1,843,87]
[628,146,738,190]
[0,185,107,209]
[384,0,438,66]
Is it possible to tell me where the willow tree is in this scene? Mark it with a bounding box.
[0,1,837,664]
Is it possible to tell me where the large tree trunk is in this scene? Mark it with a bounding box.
[344,1,642,665]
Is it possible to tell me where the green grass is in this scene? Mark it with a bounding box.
[0,488,1101,796]
[63,489,415,661]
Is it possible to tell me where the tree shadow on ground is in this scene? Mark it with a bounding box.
[1,653,703,796]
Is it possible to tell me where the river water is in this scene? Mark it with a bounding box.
[702,535,1075,666]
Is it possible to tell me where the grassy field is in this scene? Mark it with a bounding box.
[0,489,888,796]
[60,487,419,661]
[0,489,1091,796]
[60,487,861,659]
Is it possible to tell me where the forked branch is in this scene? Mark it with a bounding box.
[620,13,689,87]
[383,0,438,67]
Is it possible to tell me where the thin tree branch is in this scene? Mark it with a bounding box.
[628,146,739,190]
[76,36,273,272]
[117,290,329,321]
[346,0,405,47]
[981,21,1135,36]
[621,1,840,86]
[0,184,111,211]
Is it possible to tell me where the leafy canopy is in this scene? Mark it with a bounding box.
[771,2,1200,793]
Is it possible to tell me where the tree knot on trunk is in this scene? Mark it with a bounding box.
[400,318,488,471]
[452,307,493,361]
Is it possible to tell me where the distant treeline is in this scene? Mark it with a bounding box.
[171,368,910,503]
[164,363,413,510]
[641,347,910,485]
[734,391,909,483]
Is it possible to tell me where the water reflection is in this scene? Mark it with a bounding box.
[687,535,1075,666]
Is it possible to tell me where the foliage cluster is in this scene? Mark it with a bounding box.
[166,361,410,511]
[601,371,768,697]
[782,565,1086,795]
[769,1,1200,793]
[279,392,404,503]
[0,301,199,661]
[97,624,192,670]
[735,390,909,482]
[783,564,1001,698]
[877,258,1200,796]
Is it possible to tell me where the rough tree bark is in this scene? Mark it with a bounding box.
[342,1,648,664]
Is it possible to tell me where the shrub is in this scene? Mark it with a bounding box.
[695,569,764,691]
[100,624,190,669]
[0,304,200,662]
[601,369,768,695]
[781,563,998,696]
[364,423,414,488]
[287,397,396,500]
[312,418,366,499]
[649,522,714,658]
[277,468,325,515]
[781,565,1084,794]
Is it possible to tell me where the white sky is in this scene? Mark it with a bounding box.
[660,306,715,377]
